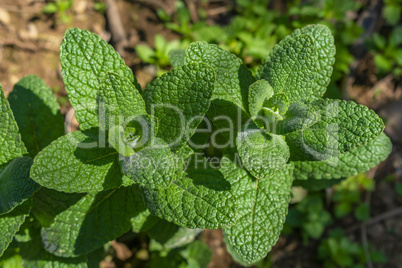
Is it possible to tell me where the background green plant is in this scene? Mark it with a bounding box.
[42,0,74,25]
[144,0,362,98]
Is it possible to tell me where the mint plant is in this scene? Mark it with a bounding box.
[0,24,392,266]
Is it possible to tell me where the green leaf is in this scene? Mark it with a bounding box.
[0,84,27,166]
[30,128,133,193]
[98,72,147,130]
[120,138,177,187]
[180,241,212,268]
[184,41,255,111]
[0,200,32,257]
[223,234,253,267]
[286,99,385,161]
[0,157,39,215]
[258,24,335,103]
[303,221,325,239]
[131,208,159,233]
[374,54,393,73]
[8,75,65,158]
[221,152,294,264]
[384,4,401,25]
[174,143,194,170]
[168,49,186,68]
[248,80,274,118]
[372,33,386,50]
[334,202,352,218]
[0,249,22,268]
[263,93,289,118]
[60,28,139,130]
[154,34,168,54]
[136,44,156,63]
[142,63,215,151]
[150,250,186,268]
[184,42,255,142]
[293,133,391,180]
[396,49,402,66]
[42,3,58,13]
[236,130,289,179]
[108,114,158,156]
[354,203,370,221]
[143,159,237,229]
[98,72,155,156]
[37,185,144,257]
[32,188,85,228]
[293,177,345,191]
[20,225,88,268]
[390,26,402,47]
[147,220,202,249]
[277,102,318,134]
[207,99,251,144]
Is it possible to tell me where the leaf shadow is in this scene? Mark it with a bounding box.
[72,128,125,190]
[147,220,180,245]
[73,185,141,256]
[32,187,85,228]
[207,99,250,145]
[186,157,231,192]
[8,81,65,158]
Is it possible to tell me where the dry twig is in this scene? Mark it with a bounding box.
[104,0,127,55]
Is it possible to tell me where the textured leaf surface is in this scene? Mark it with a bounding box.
[37,185,144,257]
[0,85,27,166]
[168,49,186,68]
[207,99,251,143]
[221,152,294,264]
[30,128,133,193]
[143,162,237,229]
[263,93,289,118]
[21,226,88,268]
[8,75,65,158]
[174,143,194,171]
[236,130,290,179]
[184,42,256,141]
[130,190,159,233]
[60,28,140,130]
[185,41,255,112]
[277,102,318,134]
[120,138,177,187]
[0,157,39,215]
[258,24,335,103]
[142,63,215,151]
[32,188,85,228]
[285,99,385,161]
[98,72,147,130]
[248,80,273,118]
[293,133,392,180]
[223,233,252,267]
[257,93,290,131]
[0,200,31,257]
[108,114,158,156]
